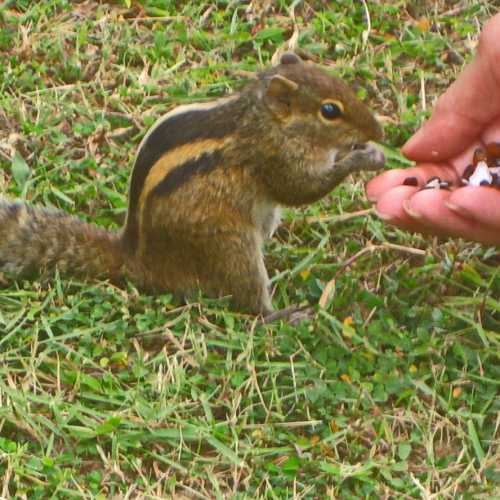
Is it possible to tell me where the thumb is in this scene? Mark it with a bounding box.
[403,14,500,162]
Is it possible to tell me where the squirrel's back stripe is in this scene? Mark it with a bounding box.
[130,96,239,212]
[136,95,239,154]
[124,95,240,252]
[138,137,228,212]
[136,143,226,257]
[152,150,222,198]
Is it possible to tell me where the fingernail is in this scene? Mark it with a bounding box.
[373,208,395,221]
[402,200,423,219]
[445,201,474,219]
[445,202,460,212]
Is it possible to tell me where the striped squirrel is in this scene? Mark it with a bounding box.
[0,53,384,314]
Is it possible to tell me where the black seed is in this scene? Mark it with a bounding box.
[402,176,418,186]
[462,164,475,180]
[473,147,487,165]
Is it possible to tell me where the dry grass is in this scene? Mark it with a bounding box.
[0,0,499,498]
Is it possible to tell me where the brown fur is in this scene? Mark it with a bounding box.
[0,200,123,279]
[0,54,384,314]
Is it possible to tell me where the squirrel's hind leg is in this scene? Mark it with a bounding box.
[195,231,273,315]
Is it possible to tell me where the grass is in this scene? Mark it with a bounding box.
[0,0,499,498]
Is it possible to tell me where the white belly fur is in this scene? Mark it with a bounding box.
[252,198,281,239]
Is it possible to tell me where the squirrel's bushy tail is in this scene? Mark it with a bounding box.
[0,198,125,281]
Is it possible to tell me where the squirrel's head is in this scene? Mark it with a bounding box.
[257,52,383,155]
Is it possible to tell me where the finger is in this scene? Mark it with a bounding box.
[445,186,500,229]
[366,163,459,202]
[375,185,459,237]
[480,121,500,145]
[403,15,500,162]
[376,185,418,220]
[405,188,500,245]
[374,185,429,233]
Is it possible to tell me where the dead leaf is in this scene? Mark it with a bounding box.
[318,279,335,309]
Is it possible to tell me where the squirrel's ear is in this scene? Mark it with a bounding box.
[280,52,302,65]
[264,75,298,118]
[267,75,299,97]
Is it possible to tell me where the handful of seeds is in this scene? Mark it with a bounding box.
[402,142,500,190]
[461,143,500,187]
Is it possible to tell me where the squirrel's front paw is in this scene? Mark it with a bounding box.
[344,142,385,172]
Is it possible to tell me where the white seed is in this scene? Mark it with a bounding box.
[425,177,441,189]
[468,161,492,186]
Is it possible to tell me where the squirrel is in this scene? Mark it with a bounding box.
[0,53,384,314]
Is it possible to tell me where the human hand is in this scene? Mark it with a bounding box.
[367,14,500,245]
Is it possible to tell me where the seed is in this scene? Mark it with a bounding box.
[420,176,444,190]
[462,164,475,180]
[492,173,500,188]
[402,176,418,186]
[484,142,500,169]
[468,161,492,186]
[473,147,488,166]
[462,142,500,187]
[486,141,500,158]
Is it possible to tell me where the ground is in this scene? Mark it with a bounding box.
[0,1,499,498]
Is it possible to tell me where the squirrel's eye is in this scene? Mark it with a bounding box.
[320,101,343,120]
